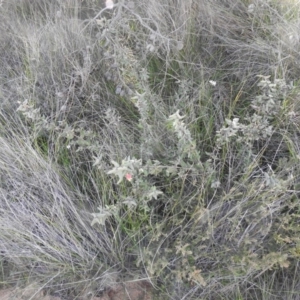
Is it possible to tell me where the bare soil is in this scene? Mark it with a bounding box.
[0,281,153,300]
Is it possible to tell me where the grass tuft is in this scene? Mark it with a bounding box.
[1,0,300,299]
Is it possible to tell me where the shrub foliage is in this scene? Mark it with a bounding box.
[1,0,300,299]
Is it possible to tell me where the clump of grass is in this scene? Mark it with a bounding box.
[1,0,300,299]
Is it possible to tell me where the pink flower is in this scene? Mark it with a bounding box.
[125,173,133,182]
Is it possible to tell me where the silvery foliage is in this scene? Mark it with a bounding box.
[131,91,149,123]
[216,76,292,146]
[17,99,41,122]
[107,156,143,184]
[91,206,115,226]
[167,110,200,162]
[91,156,165,226]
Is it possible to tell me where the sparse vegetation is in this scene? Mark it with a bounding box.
[1,0,300,299]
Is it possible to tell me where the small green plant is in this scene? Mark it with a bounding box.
[91,156,164,228]
[216,76,292,147]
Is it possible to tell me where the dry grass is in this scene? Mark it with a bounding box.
[1,0,300,299]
